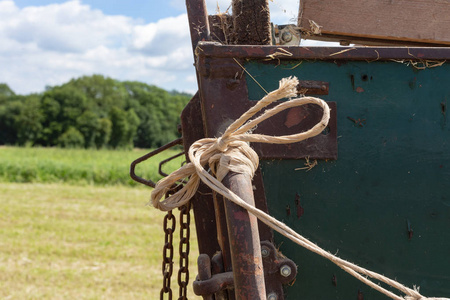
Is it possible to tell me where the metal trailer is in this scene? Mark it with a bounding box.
[132,1,450,299]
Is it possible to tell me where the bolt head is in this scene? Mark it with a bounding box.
[267,293,278,300]
[280,265,292,277]
[261,246,270,258]
[281,31,293,43]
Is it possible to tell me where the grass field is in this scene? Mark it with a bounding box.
[0,146,184,186]
[0,147,200,299]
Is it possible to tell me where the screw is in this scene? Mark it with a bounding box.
[280,265,292,277]
[267,292,278,300]
[261,246,270,258]
[281,31,293,43]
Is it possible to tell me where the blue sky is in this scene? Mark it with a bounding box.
[13,0,183,22]
[0,0,301,95]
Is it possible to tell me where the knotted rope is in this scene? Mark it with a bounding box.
[150,76,449,300]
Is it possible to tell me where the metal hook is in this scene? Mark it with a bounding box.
[130,137,183,188]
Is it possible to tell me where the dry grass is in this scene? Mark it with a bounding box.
[0,183,199,299]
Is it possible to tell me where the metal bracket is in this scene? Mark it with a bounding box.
[273,24,301,46]
[196,53,338,160]
[261,241,297,299]
[193,242,297,299]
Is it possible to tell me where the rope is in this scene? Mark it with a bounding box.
[150,76,449,300]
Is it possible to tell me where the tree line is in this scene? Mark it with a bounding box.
[0,75,191,149]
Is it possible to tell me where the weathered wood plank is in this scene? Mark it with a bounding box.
[298,0,450,46]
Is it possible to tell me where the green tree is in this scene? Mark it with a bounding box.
[77,111,100,148]
[68,75,128,115]
[14,95,43,146]
[109,107,129,149]
[39,86,87,146]
[0,83,15,104]
[95,118,112,148]
[0,75,191,149]
[0,99,22,144]
[57,126,85,148]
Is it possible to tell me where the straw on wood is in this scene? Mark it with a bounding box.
[150,76,449,300]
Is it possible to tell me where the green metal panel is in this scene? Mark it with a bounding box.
[245,60,450,299]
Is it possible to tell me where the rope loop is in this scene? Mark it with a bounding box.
[151,76,330,211]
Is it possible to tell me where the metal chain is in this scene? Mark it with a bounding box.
[161,209,176,300]
[177,203,191,300]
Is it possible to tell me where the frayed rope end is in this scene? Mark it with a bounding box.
[278,76,299,99]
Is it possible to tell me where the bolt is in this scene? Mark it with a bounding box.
[267,292,278,300]
[261,246,270,258]
[280,265,292,277]
[281,31,293,43]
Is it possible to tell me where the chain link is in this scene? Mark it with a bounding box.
[159,156,191,300]
[177,203,191,300]
[161,210,176,300]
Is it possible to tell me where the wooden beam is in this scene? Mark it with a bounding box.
[298,0,450,46]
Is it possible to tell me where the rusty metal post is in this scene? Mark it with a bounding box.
[186,0,210,53]
[221,171,266,299]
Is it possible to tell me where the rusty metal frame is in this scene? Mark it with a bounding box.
[194,42,450,61]
[158,151,185,177]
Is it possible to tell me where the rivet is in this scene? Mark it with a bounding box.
[261,246,270,258]
[280,265,292,277]
[267,292,278,300]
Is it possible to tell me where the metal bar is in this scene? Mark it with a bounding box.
[186,0,210,53]
[195,42,450,61]
[196,254,214,300]
[130,138,183,188]
[158,151,185,177]
[180,93,221,260]
[222,171,266,299]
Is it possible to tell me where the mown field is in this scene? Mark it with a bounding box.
[0,146,200,299]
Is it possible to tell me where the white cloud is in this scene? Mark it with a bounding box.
[0,0,196,95]
[269,0,300,24]
[0,0,320,96]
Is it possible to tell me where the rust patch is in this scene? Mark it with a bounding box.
[285,106,308,128]
[356,86,365,93]
[295,193,304,218]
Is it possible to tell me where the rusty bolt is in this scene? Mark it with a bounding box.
[281,31,293,43]
[261,246,270,258]
[267,293,278,300]
[280,265,292,277]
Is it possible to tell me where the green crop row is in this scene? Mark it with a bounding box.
[0,146,185,186]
